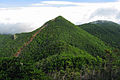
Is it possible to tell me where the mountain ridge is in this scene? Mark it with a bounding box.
[14,23,48,57]
[19,16,110,61]
[79,20,120,48]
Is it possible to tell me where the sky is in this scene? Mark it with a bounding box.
[0,0,120,34]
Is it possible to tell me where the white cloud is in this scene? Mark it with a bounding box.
[32,1,77,6]
[0,7,60,34]
[0,1,120,34]
[0,23,33,34]
[89,8,120,21]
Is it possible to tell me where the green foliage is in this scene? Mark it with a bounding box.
[0,57,52,80]
[39,53,100,73]
[0,33,32,57]
[79,21,120,80]
[79,21,120,49]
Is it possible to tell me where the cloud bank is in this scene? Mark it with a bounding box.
[0,1,120,34]
[0,23,33,34]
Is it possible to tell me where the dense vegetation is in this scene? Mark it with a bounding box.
[0,16,120,80]
[21,16,110,60]
[0,33,32,57]
[0,57,52,80]
[79,20,120,48]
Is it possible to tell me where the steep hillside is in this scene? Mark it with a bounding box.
[0,33,32,57]
[79,20,120,49]
[20,16,110,61]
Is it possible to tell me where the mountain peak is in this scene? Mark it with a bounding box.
[43,15,73,28]
[52,16,67,22]
[55,16,65,19]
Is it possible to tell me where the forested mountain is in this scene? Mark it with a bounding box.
[79,20,120,48]
[0,16,120,80]
[20,16,110,61]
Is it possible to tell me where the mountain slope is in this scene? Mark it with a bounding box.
[19,16,110,61]
[79,20,120,49]
[0,33,32,57]
[14,24,47,57]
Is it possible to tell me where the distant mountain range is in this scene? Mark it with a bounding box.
[0,16,120,80]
